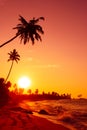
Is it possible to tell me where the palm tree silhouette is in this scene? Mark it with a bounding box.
[0,15,45,48]
[5,49,20,82]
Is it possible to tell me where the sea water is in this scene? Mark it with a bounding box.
[19,99,87,130]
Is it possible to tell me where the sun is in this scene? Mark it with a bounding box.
[18,76,31,89]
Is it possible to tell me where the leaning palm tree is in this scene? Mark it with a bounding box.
[5,49,20,82]
[0,15,45,48]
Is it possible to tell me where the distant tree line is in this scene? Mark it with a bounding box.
[25,92,71,101]
[11,84,71,100]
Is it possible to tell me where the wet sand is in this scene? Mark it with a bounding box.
[0,105,70,130]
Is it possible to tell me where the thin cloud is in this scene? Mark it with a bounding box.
[20,57,33,64]
[32,64,60,68]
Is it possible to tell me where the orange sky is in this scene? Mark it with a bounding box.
[0,0,87,98]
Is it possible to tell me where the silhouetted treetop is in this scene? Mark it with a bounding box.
[5,49,20,82]
[0,15,45,47]
[8,49,20,63]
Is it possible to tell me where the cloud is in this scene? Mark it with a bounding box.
[32,64,60,68]
[22,57,33,62]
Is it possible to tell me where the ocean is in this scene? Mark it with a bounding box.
[19,99,87,130]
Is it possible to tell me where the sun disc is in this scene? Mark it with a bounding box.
[18,76,31,89]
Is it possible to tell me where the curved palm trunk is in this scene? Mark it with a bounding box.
[5,61,14,82]
[0,34,19,48]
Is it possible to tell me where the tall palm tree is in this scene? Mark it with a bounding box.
[0,15,45,48]
[5,49,20,82]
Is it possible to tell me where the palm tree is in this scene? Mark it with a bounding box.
[35,89,39,95]
[0,15,45,48]
[5,49,20,82]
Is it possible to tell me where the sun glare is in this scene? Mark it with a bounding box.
[18,76,31,89]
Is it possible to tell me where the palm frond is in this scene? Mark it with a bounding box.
[35,25,44,34]
[35,32,42,41]
[7,49,20,63]
[37,17,45,21]
[13,15,44,45]
[19,15,28,25]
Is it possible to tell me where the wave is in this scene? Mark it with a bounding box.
[19,99,87,130]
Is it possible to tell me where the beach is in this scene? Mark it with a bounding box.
[0,104,70,130]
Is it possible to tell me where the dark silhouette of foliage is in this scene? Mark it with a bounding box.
[35,89,39,95]
[13,83,19,94]
[27,89,32,95]
[5,49,20,82]
[0,78,11,107]
[0,15,45,47]
[16,87,71,101]
[18,88,24,95]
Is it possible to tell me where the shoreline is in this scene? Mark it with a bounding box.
[30,115,70,130]
[0,105,70,130]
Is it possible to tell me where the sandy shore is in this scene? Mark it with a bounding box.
[0,105,70,130]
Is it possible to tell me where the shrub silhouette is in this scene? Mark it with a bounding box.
[0,78,11,107]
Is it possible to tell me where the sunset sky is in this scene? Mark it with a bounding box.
[0,0,87,98]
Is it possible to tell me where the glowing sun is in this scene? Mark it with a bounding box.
[18,76,31,89]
